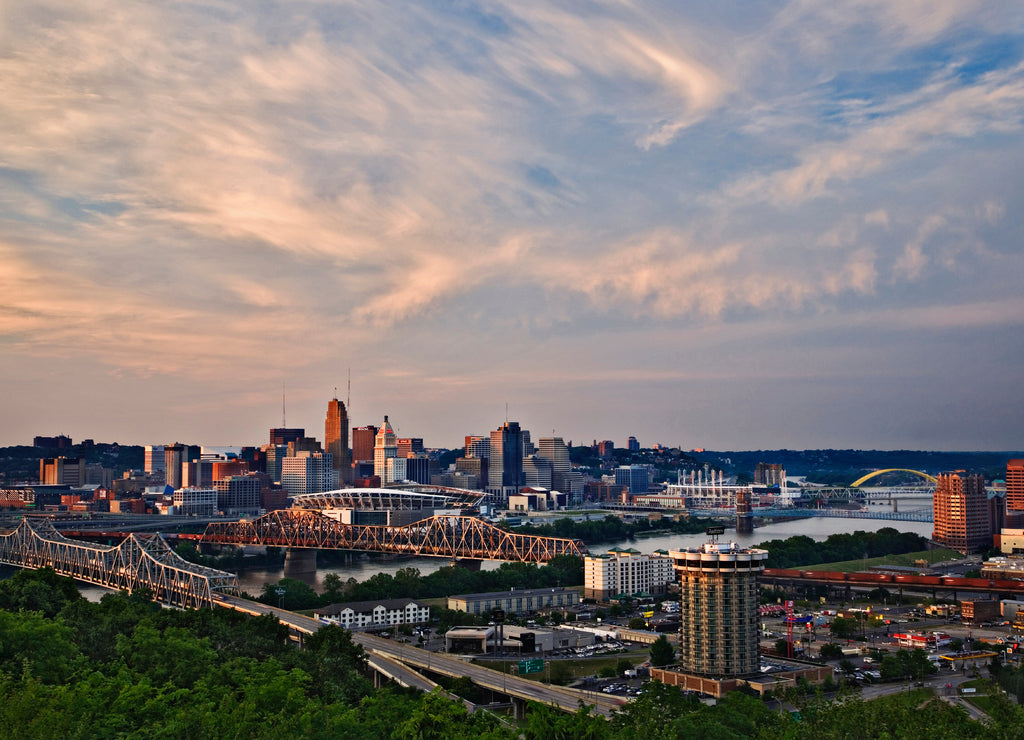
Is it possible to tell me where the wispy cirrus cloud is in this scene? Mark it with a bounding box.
[0,0,1022,448]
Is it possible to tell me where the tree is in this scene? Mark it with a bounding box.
[628,617,647,630]
[819,642,843,660]
[830,616,858,641]
[650,635,675,667]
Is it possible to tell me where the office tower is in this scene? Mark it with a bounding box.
[144,445,166,475]
[325,398,351,482]
[164,444,185,489]
[397,438,424,458]
[269,428,304,446]
[933,471,991,554]
[464,435,490,459]
[597,440,615,457]
[39,457,85,486]
[626,436,640,452]
[523,455,553,488]
[522,430,534,457]
[281,451,335,495]
[671,541,768,678]
[352,425,378,463]
[537,436,570,486]
[615,465,649,495]
[374,416,398,483]
[487,421,524,499]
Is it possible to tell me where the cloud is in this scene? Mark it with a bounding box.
[0,1,1022,447]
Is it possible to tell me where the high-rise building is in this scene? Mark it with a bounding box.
[487,422,524,500]
[671,541,767,678]
[325,398,351,482]
[597,440,615,457]
[754,463,786,487]
[214,475,263,515]
[352,425,378,463]
[455,457,487,490]
[264,444,288,484]
[626,436,639,452]
[374,416,398,484]
[537,436,571,493]
[933,471,991,554]
[269,428,305,446]
[144,445,166,476]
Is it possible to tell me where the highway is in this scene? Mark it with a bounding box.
[216,594,626,717]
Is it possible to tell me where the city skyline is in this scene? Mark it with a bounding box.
[2,3,1023,451]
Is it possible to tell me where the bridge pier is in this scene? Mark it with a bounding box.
[511,696,528,721]
[283,548,317,578]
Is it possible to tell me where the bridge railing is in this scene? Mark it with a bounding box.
[0,518,238,609]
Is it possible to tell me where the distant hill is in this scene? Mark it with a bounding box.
[694,449,1023,485]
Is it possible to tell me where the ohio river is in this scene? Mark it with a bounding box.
[232,513,935,595]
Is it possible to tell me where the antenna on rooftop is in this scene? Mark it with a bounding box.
[347,368,351,411]
[282,381,287,427]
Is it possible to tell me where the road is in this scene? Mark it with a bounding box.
[216,594,626,717]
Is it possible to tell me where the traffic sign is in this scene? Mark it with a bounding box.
[518,658,544,675]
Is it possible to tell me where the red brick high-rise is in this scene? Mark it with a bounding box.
[351,425,378,464]
[1006,460,1024,512]
[932,471,991,554]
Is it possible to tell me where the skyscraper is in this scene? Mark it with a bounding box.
[537,437,570,485]
[933,470,991,554]
[374,416,398,484]
[325,398,351,483]
[487,421,524,500]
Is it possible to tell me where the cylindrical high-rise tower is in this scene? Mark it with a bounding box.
[670,541,768,678]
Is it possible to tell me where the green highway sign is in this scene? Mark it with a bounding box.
[518,658,544,675]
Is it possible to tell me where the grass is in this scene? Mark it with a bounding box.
[801,549,961,572]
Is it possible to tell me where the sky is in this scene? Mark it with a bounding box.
[1,1,1023,452]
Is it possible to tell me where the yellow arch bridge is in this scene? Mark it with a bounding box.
[850,469,937,487]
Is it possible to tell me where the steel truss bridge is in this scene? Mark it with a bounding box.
[689,506,933,522]
[198,509,588,562]
[0,517,238,608]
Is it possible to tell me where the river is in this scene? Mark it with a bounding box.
[233,509,934,595]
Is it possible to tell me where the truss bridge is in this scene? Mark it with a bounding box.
[0,517,238,608]
[198,509,588,562]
